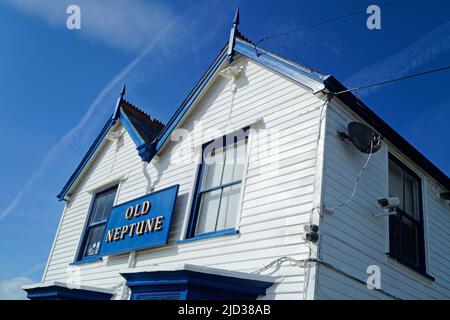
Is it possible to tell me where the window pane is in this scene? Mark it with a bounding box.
[100,189,117,222]
[83,225,105,257]
[400,216,419,266]
[389,160,404,210]
[216,184,241,230]
[389,214,400,257]
[222,139,247,184]
[404,172,419,220]
[196,189,221,235]
[388,157,424,270]
[90,188,117,223]
[80,186,117,260]
[90,193,108,223]
[201,147,225,190]
[193,131,248,238]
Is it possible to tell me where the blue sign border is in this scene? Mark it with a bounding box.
[98,184,179,257]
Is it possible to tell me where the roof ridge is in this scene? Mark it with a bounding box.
[152,118,164,127]
[121,99,153,121]
[234,36,329,80]
[235,30,254,45]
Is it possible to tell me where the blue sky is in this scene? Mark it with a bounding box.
[0,0,449,298]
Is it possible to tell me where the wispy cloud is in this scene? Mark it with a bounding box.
[0,277,32,300]
[0,0,230,221]
[0,25,173,221]
[5,0,175,52]
[344,21,450,97]
[0,261,48,300]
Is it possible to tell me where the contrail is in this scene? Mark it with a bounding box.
[0,19,179,221]
[0,0,228,221]
[19,261,47,278]
[344,21,450,97]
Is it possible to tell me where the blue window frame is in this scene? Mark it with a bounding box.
[76,185,118,262]
[186,128,249,239]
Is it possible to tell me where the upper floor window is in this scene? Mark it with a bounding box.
[78,185,118,261]
[187,128,249,238]
[388,154,426,271]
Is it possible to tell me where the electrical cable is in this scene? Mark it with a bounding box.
[252,256,307,275]
[256,0,406,44]
[251,0,406,70]
[311,258,401,300]
[333,64,450,95]
[309,94,333,219]
[253,255,401,299]
[271,39,314,69]
[303,242,315,300]
[320,65,450,213]
[326,140,374,213]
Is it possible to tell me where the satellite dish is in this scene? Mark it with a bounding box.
[340,122,382,154]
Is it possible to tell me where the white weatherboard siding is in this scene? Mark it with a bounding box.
[43,56,328,300]
[317,100,450,300]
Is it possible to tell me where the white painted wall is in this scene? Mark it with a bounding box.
[42,56,329,300]
[317,100,450,300]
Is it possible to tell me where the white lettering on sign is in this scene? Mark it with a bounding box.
[105,200,163,242]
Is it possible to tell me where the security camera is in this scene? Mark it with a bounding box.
[377,197,400,210]
[374,197,400,218]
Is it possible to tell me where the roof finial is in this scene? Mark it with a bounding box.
[227,8,240,63]
[233,7,240,25]
[112,84,126,120]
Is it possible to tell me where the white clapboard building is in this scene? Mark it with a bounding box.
[24,12,450,300]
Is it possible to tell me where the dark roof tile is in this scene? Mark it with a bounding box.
[120,99,164,145]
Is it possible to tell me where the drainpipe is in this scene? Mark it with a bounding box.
[219,65,244,129]
[142,160,153,193]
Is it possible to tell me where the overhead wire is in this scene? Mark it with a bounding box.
[246,0,450,299]
[256,0,406,45]
[248,61,450,297]
[271,39,314,69]
[252,0,407,83]
[333,64,450,95]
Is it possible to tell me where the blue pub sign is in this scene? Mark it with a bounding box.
[98,185,179,257]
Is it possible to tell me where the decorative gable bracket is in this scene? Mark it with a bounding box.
[137,143,156,163]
